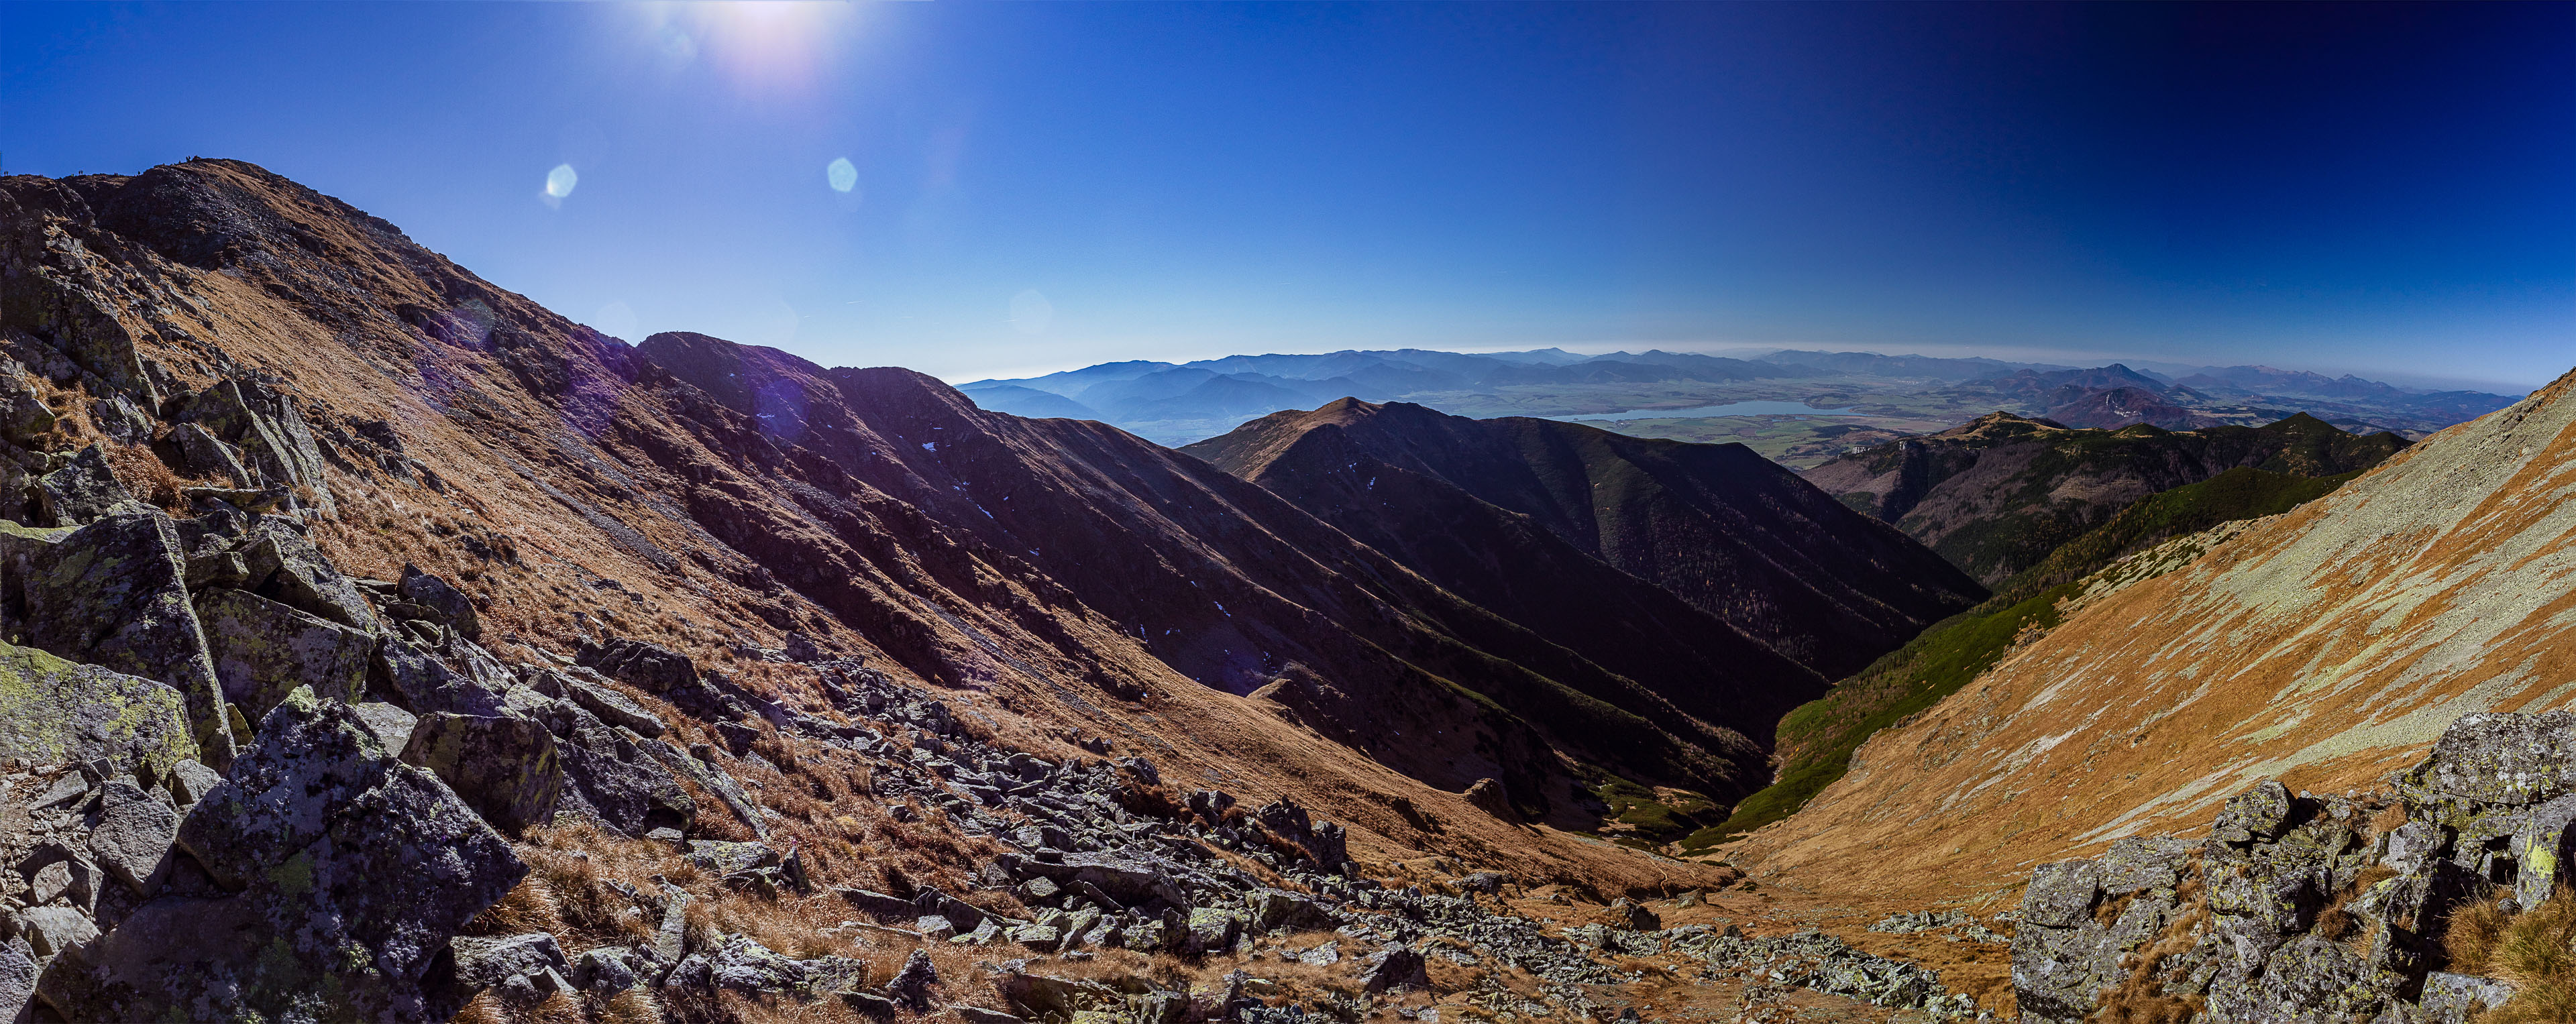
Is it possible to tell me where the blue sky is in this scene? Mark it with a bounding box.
[5,2,2569,390]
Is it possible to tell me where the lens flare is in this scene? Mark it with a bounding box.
[545,164,579,198]
[1010,290,1055,335]
[827,158,858,193]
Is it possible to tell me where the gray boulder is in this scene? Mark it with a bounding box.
[17,907,96,959]
[443,933,571,1005]
[2211,780,2296,844]
[34,445,133,527]
[0,936,34,1024]
[18,510,233,767]
[352,701,419,752]
[0,642,196,783]
[87,779,179,896]
[400,712,563,834]
[170,422,252,488]
[536,700,694,837]
[236,520,374,631]
[193,587,374,720]
[396,565,480,640]
[51,687,525,1021]
[372,636,509,716]
[567,678,665,738]
[1359,945,1430,994]
[577,637,700,694]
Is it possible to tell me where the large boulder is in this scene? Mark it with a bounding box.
[17,510,233,766]
[52,687,525,1021]
[236,520,374,631]
[372,636,509,716]
[396,565,480,640]
[172,379,332,514]
[87,779,180,896]
[0,641,196,781]
[2402,711,2576,809]
[34,445,133,527]
[577,637,700,695]
[535,700,693,837]
[193,587,374,720]
[400,712,563,834]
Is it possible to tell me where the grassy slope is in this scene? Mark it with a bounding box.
[1688,465,2362,849]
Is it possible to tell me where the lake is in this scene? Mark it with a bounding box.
[1559,400,1860,421]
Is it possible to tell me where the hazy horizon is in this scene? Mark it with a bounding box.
[7,2,2568,392]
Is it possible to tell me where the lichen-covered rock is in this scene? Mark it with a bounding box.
[536,699,693,837]
[236,519,374,631]
[1358,945,1429,993]
[50,686,525,1021]
[34,445,133,527]
[18,510,233,766]
[1249,797,1349,868]
[443,932,571,1002]
[2020,859,2100,928]
[170,422,252,488]
[396,564,480,640]
[0,642,195,781]
[2012,711,2576,1023]
[172,379,332,514]
[400,712,562,834]
[566,677,665,738]
[577,637,699,694]
[193,586,373,720]
[353,701,419,752]
[372,635,508,716]
[0,363,55,446]
[685,839,780,876]
[1184,907,1239,954]
[2211,779,2295,844]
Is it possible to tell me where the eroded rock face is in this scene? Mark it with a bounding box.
[2012,711,2576,1023]
[48,687,527,1022]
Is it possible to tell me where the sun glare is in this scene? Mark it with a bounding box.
[637,1,855,90]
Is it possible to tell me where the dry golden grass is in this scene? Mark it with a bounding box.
[2446,885,2514,976]
[2458,885,2576,1023]
[2094,873,2208,1024]
[100,439,211,514]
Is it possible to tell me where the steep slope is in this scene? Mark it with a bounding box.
[1181,400,1984,679]
[1706,465,2367,845]
[1738,364,2576,903]
[0,157,1774,889]
[1803,410,2406,584]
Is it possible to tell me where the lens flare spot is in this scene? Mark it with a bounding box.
[1010,290,1054,335]
[545,164,580,199]
[826,157,858,193]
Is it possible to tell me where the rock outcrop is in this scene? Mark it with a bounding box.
[2012,710,2576,1022]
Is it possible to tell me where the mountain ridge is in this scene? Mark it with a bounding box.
[1183,398,1986,680]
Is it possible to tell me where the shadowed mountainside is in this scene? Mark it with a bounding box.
[1,158,1801,862]
[1801,410,2407,585]
[1181,399,1985,681]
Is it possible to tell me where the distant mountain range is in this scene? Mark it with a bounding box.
[961,349,2523,451]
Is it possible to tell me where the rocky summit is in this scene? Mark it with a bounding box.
[0,155,2567,1024]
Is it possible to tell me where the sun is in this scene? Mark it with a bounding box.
[639,1,857,89]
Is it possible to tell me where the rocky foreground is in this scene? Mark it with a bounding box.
[0,481,1993,1021]
[2012,711,2576,1023]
